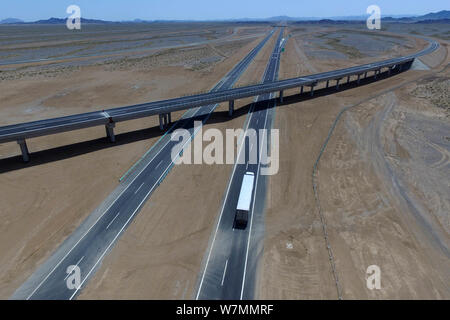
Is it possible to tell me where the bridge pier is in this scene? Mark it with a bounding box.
[310,84,315,97]
[228,100,234,116]
[336,78,341,90]
[300,86,304,95]
[347,75,351,83]
[364,71,368,79]
[388,67,391,76]
[374,70,378,80]
[105,122,116,143]
[159,113,171,130]
[17,139,30,162]
[326,80,329,88]
[159,114,164,130]
[357,74,361,85]
[279,90,284,103]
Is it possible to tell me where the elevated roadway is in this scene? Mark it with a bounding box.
[0,36,439,162]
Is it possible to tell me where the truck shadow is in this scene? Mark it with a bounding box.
[0,68,397,174]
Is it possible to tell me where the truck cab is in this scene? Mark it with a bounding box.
[234,209,249,230]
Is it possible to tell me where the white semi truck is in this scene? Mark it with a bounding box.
[234,172,255,229]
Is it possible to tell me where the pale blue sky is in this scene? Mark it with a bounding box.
[1,0,448,21]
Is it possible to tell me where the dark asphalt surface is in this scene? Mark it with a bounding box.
[196,28,284,300]
[10,29,276,300]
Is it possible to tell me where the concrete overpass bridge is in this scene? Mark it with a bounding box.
[0,38,439,162]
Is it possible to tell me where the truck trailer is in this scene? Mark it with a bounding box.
[234,171,255,229]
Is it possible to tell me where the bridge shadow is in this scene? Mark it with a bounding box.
[207,67,395,124]
[0,67,399,174]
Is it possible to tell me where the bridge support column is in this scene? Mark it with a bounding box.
[398,64,403,72]
[17,139,30,162]
[388,67,391,76]
[364,71,368,78]
[168,112,172,124]
[279,90,284,103]
[374,70,378,80]
[326,80,329,88]
[228,100,234,116]
[105,122,116,143]
[357,74,361,85]
[310,85,315,97]
[336,79,341,90]
[347,75,351,83]
[159,114,164,130]
[300,86,304,95]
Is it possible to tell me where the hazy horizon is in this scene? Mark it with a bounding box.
[0,0,448,22]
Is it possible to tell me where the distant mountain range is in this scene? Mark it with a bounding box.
[0,18,23,24]
[0,17,114,24]
[32,17,114,24]
[1,10,449,24]
[419,10,450,20]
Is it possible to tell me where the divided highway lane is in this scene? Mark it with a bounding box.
[196,27,285,300]
[11,29,276,300]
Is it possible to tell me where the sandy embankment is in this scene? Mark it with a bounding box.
[0,27,270,298]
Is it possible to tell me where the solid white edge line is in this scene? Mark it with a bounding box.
[221,260,229,286]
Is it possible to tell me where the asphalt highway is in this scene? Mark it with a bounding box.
[10,28,276,300]
[196,27,285,300]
